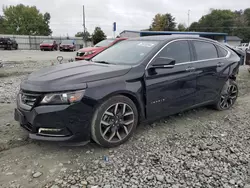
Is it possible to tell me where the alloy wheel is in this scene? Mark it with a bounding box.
[220,83,238,109]
[100,103,135,143]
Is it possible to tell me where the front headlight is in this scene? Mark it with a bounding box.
[85,51,95,55]
[41,90,85,104]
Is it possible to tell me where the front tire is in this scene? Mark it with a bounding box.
[214,80,238,110]
[91,95,138,147]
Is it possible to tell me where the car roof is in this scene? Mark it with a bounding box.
[128,35,217,43]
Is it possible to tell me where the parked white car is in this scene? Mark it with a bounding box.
[237,43,250,51]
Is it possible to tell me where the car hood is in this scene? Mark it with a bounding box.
[78,46,105,52]
[21,61,132,92]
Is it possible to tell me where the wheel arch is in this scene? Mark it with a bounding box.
[229,61,240,81]
[98,90,146,123]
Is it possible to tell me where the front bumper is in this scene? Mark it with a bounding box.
[14,101,93,142]
[60,46,74,51]
[40,46,53,50]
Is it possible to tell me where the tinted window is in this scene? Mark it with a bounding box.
[92,40,159,65]
[42,40,53,44]
[193,41,218,60]
[61,40,73,45]
[217,46,228,57]
[158,41,191,64]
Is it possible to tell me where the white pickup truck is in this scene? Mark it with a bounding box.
[237,43,250,51]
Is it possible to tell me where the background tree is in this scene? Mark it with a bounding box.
[198,10,235,34]
[188,22,200,31]
[0,16,5,33]
[188,9,250,42]
[244,8,250,26]
[150,13,176,31]
[165,13,177,31]
[2,4,52,35]
[177,23,186,31]
[75,31,91,41]
[92,27,106,45]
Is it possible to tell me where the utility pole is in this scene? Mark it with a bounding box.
[188,10,190,31]
[113,22,116,38]
[83,5,87,47]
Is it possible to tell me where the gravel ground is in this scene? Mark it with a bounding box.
[0,50,250,188]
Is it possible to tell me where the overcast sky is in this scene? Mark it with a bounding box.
[1,0,250,37]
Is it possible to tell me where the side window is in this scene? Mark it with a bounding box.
[158,41,191,64]
[193,41,218,60]
[217,46,228,57]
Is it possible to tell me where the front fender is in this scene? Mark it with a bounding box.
[85,78,145,120]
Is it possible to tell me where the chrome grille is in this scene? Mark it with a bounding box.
[20,91,40,109]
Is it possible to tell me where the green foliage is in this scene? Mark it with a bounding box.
[150,13,176,31]
[177,23,186,31]
[0,16,4,34]
[188,9,250,42]
[244,8,250,26]
[189,22,200,31]
[2,4,52,35]
[92,27,106,45]
[75,31,91,41]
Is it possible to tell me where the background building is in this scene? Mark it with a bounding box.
[120,30,228,42]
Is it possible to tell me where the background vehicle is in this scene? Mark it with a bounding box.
[237,42,250,51]
[15,36,240,148]
[75,38,127,61]
[0,37,18,50]
[59,40,76,51]
[40,40,58,51]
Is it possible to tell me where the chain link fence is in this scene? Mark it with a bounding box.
[0,34,93,50]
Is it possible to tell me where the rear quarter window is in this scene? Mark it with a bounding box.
[217,46,228,57]
[193,41,218,60]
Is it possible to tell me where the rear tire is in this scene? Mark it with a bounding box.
[91,95,138,148]
[214,79,238,110]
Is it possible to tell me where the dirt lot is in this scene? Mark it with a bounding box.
[0,50,250,188]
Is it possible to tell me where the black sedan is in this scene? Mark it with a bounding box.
[0,37,18,50]
[14,36,240,147]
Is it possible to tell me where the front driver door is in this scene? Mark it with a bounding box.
[145,40,198,119]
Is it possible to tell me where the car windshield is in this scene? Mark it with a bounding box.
[94,39,115,47]
[92,40,159,65]
[42,40,53,44]
[61,40,73,45]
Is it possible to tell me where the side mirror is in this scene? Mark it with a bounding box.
[151,57,176,69]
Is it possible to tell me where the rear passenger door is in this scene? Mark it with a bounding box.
[191,40,229,104]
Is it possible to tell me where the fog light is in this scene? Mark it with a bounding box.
[38,128,63,136]
[38,128,62,133]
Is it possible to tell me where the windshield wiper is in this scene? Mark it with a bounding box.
[93,60,111,64]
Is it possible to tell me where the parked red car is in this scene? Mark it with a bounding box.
[75,38,127,61]
[40,40,58,51]
[59,40,76,51]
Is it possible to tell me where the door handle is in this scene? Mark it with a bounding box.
[185,67,196,72]
[217,62,225,67]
